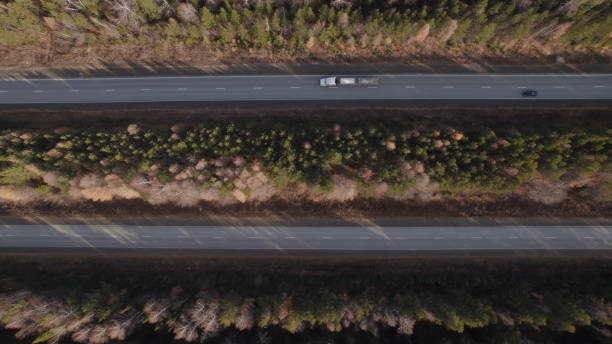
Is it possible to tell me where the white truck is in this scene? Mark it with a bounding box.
[320,76,380,87]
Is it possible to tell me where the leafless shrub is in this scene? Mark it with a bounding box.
[177,2,198,24]
[558,0,583,15]
[157,0,175,17]
[525,178,568,205]
[331,0,350,9]
[513,0,533,10]
[105,0,142,29]
[65,0,86,11]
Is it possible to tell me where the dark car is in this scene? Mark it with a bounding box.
[522,89,538,97]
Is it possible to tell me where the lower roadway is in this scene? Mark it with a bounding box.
[0,74,610,104]
[0,224,610,250]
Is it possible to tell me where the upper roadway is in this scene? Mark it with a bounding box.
[1,224,610,251]
[0,74,610,104]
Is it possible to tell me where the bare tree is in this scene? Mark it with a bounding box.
[71,325,93,343]
[65,0,87,11]
[143,299,170,323]
[235,300,255,331]
[512,0,533,10]
[157,0,175,17]
[558,0,586,15]
[108,311,144,340]
[177,2,198,24]
[173,315,199,342]
[397,314,416,335]
[188,298,220,334]
[89,324,110,344]
[105,0,142,29]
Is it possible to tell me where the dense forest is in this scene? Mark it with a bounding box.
[0,117,610,207]
[0,256,610,343]
[1,0,611,67]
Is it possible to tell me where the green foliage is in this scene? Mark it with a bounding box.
[135,0,161,21]
[0,161,39,186]
[1,0,610,56]
[0,121,609,196]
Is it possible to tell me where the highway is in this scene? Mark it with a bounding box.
[0,74,610,104]
[0,224,610,250]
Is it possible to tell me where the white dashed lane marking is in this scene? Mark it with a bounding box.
[69,89,79,93]
[33,90,44,93]
[584,236,595,239]
[215,87,226,90]
[508,236,520,239]
[544,236,556,239]
[481,86,492,88]
[253,87,263,90]
[554,86,565,88]
[516,86,527,89]
[143,235,152,238]
[0,90,8,93]
[140,88,152,91]
[290,86,301,89]
[177,88,188,91]
[471,236,482,239]
[443,86,454,89]
[322,236,333,240]
[593,85,606,88]
[405,86,416,88]
[213,236,224,239]
[285,236,296,239]
[105,89,115,92]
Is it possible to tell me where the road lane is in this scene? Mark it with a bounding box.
[0,74,610,104]
[0,224,610,250]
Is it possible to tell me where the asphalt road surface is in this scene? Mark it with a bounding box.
[0,224,610,250]
[0,74,610,104]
